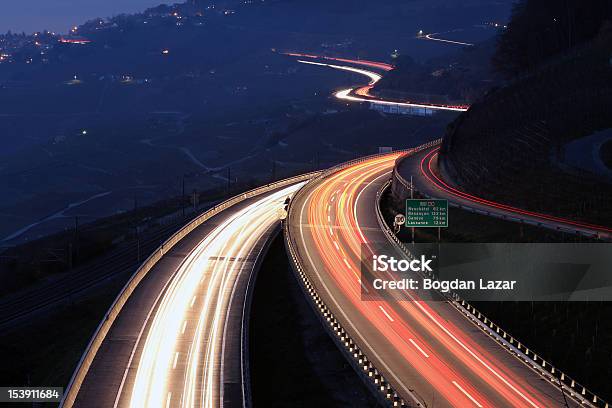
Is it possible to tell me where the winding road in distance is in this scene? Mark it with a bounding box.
[284,52,469,112]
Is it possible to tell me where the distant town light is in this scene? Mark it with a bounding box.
[162,49,170,55]
[82,130,88,135]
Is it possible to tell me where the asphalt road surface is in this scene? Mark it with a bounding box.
[71,182,303,408]
[287,152,584,407]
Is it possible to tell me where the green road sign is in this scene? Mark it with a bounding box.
[405,199,448,227]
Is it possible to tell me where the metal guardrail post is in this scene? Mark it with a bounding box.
[283,148,449,408]
[375,162,606,408]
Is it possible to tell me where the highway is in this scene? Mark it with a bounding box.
[284,52,394,71]
[286,151,587,407]
[401,145,612,239]
[65,181,304,408]
[286,53,469,112]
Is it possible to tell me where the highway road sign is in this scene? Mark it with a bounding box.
[405,199,448,227]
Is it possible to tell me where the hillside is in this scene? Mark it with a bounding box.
[440,28,612,226]
[371,35,501,105]
[0,0,513,243]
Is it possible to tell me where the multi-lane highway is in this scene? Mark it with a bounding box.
[286,151,587,407]
[57,47,609,407]
[63,180,305,408]
[401,145,612,239]
[60,144,608,408]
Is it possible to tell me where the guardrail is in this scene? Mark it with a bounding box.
[392,143,611,240]
[240,225,281,408]
[283,148,445,407]
[376,148,608,408]
[283,221,412,407]
[60,172,319,408]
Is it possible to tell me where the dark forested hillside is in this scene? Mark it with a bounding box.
[493,0,612,78]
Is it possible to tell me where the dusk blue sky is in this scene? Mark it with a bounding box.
[1,1,171,34]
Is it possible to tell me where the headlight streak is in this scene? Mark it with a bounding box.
[128,183,303,408]
[421,148,612,235]
[422,32,474,46]
[293,154,572,407]
[295,58,469,112]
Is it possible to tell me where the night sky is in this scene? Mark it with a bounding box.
[1,0,170,34]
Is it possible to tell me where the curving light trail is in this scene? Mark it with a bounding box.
[419,147,612,236]
[126,183,303,408]
[288,152,585,407]
[292,55,469,112]
[285,52,393,71]
[421,32,474,46]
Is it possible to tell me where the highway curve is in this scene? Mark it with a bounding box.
[65,181,304,408]
[401,145,612,239]
[285,53,469,112]
[286,150,585,407]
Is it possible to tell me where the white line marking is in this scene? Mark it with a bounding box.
[166,392,172,408]
[173,352,180,369]
[329,226,333,236]
[327,215,331,222]
[296,183,423,408]
[409,338,429,358]
[359,279,370,293]
[190,295,196,308]
[181,320,187,334]
[333,241,340,250]
[379,305,394,322]
[452,381,483,407]
[343,258,352,269]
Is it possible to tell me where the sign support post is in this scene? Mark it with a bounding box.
[410,176,415,243]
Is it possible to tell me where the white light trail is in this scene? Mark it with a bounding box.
[423,33,474,46]
[128,183,304,408]
[297,59,468,112]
